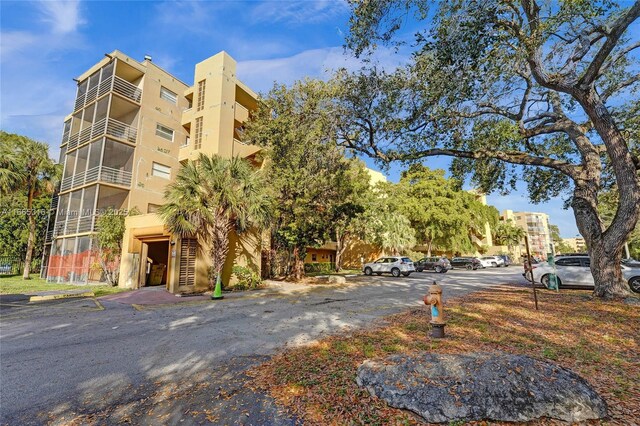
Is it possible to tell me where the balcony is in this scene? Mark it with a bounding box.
[233,138,261,158]
[67,117,137,150]
[181,107,193,127]
[60,165,132,193]
[234,102,249,123]
[53,214,100,237]
[74,75,142,112]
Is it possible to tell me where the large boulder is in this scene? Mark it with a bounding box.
[327,275,347,284]
[356,352,607,423]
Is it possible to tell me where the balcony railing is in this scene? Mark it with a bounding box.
[74,75,142,112]
[67,117,137,151]
[52,214,101,237]
[59,165,132,192]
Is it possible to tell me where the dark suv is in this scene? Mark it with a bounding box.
[450,257,481,270]
[415,257,451,273]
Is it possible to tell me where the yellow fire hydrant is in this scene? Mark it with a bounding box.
[423,281,446,338]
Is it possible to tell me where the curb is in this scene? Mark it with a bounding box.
[29,291,95,302]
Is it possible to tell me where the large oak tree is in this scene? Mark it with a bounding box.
[337,0,640,298]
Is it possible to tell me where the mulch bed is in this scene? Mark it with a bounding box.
[248,285,640,425]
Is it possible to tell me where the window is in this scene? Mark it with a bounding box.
[160,86,177,104]
[311,253,317,261]
[179,238,197,287]
[556,258,582,267]
[197,79,206,111]
[194,117,203,149]
[151,162,171,179]
[155,124,174,142]
[148,203,162,214]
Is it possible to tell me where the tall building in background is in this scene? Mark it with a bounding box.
[563,236,586,253]
[501,210,553,258]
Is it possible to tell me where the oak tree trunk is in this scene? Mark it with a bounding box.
[571,89,639,299]
[573,185,630,299]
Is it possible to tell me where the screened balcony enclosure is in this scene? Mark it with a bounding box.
[53,185,129,237]
[60,138,134,192]
[73,59,143,112]
[66,96,139,151]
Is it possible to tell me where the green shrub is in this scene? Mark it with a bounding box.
[230,265,263,291]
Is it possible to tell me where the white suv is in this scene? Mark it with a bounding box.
[479,256,505,268]
[363,257,416,277]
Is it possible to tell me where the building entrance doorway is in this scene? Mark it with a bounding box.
[141,239,170,287]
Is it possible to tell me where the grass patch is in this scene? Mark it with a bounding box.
[0,274,130,297]
[249,286,640,425]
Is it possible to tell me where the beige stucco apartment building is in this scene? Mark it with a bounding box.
[500,210,553,258]
[44,51,261,293]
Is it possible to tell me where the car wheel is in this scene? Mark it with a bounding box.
[402,272,411,277]
[491,262,497,267]
[629,277,640,293]
[364,267,372,276]
[417,268,424,272]
[391,268,401,277]
[466,264,473,270]
[435,265,443,273]
[541,274,562,288]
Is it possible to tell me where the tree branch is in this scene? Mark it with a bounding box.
[579,1,640,87]
[598,41,640,77]
[600,73,640,102]
[383,147,578,177]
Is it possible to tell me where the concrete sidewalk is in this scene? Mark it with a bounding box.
[99,286,210,305]
[0,289,95,303]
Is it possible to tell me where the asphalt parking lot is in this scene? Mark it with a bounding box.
[0,266,527,425]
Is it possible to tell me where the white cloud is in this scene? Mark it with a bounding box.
[0,1,87,158]
[0,31,39,58]
[250,0,349,24]
[237,45,407,93]
[39,0,85,34]
[153,1,222,35]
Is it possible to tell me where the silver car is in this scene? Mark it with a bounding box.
[363,257,416,277]
[531,255,640,293]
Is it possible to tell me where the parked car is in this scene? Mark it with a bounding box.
[531,255,640,293]
[363,257,416,277]
[478,256,505,268]
[415,257,451,273]
[450,257,481,270]
[497,255,512,267]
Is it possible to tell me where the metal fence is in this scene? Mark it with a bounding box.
[0,256,41,275]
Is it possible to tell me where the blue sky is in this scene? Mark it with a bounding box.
[0,0,584,237]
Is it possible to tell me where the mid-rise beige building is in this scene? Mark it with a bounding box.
[44,51,260,293]
[501,210,553,258]
[563,236,586,253]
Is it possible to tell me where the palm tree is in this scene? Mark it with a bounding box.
[160,154,270,298]
[493,220,526,256]
[0,132,60,279]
